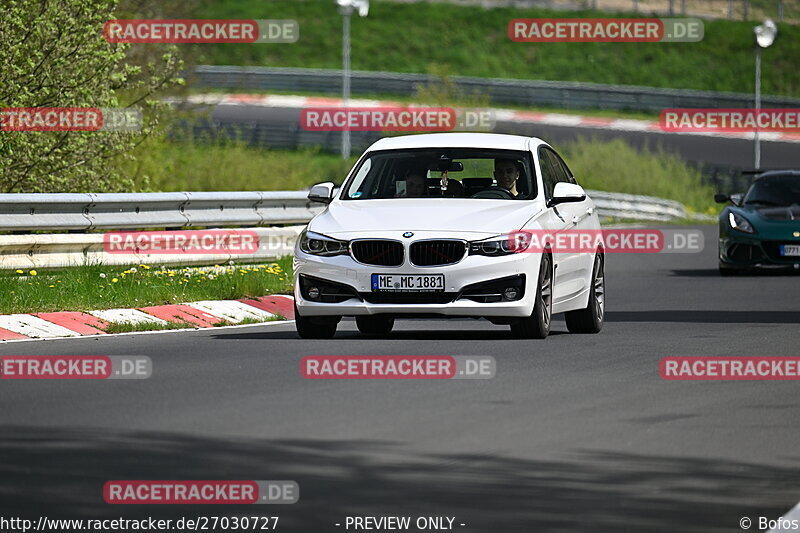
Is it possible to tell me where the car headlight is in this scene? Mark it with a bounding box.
[468,232,530,257]
[728,212,755,234]
[298,230,350,257]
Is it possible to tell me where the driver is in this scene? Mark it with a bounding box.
[494,158,520,197]
[395,167,428,198]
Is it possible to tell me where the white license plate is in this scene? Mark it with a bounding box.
[780,244,800,256]
[371,274,445,292]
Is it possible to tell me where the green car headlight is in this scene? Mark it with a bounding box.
[728,212,755,234]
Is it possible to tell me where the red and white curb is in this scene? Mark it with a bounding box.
[175,93,800,144]
[0,295,295,342]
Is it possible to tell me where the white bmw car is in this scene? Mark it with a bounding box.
[293,133,604,339]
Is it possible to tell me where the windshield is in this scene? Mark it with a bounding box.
[342,148,537,200]
[744,175,800,207]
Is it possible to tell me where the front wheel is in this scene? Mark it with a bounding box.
[356,315,395,337]
[510,253,553,339]
[295,303,339,339]
[565,253,604,334]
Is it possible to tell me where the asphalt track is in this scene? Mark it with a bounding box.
[209,105,800,171]
[1,226,799,532]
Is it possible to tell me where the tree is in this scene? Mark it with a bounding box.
[0,0,183,193]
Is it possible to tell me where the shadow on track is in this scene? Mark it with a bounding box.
[605,310,800,324]
[0,426,797,532]
[670,269,800,277]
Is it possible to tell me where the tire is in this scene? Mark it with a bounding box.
[510,253,553,339]
[356,315,395,337]
[565,252,604,334]
[294,302,339,339]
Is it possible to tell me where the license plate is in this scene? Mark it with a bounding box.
[780,244,800,256]
[371,274,445,292]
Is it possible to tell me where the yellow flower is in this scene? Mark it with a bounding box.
[57,280,62,283]
[111,278,119,283]
[15,269,23,274]
[49,284,55,288]
[29,270,37,276]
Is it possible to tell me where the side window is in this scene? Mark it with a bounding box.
[538,148,558,200]
[552,150,577,185]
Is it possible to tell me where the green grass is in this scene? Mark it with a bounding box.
[124,135,355,192]
[187,0,800,97]
[104,320,194,333]
[119,134,715,214]
[103,315,280,334]
[0,259,293,315]
[557,137,717,215]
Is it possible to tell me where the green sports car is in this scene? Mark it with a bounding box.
[715,170,800,275]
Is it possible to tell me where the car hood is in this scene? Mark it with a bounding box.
[310,198,542,237]
[741,204,800,222]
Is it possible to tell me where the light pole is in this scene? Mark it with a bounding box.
[753,19,777,170]
[336,0,369,160]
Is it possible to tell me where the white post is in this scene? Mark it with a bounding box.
[754,45,761,169]
[341,11,351,160]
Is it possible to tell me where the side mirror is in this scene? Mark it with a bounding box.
[308,182,335,204]
[714,193,730,204]
[548,182,586,207]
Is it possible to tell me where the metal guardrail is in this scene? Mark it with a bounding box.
[191,65,800,113]
[0,190,695,269]
[0,227,305,271]
[0,192,318,231]
[0,190,688,233]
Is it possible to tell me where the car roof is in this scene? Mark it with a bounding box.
[754,170,800,180]
[366,133,543,152]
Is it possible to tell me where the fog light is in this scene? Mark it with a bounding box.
[503,287,519,300]
[307,286,320,300]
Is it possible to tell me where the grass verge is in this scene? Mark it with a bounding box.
[189,0,800,97]
[103,315,282,334]
[120,135,717,215]
[0,258,293,315]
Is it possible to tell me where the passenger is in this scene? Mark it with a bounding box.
[494,158,520,197]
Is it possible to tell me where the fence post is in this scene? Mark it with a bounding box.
[668,0,675,15]
[743,0,750,20]
[681,0,686,14]
[728,0,734,18]
[777,0,784,20]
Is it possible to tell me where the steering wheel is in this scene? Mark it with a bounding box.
[470,187,514,200]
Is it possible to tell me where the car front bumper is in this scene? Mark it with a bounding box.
[719,233,800,270]
[293,248,541,318]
